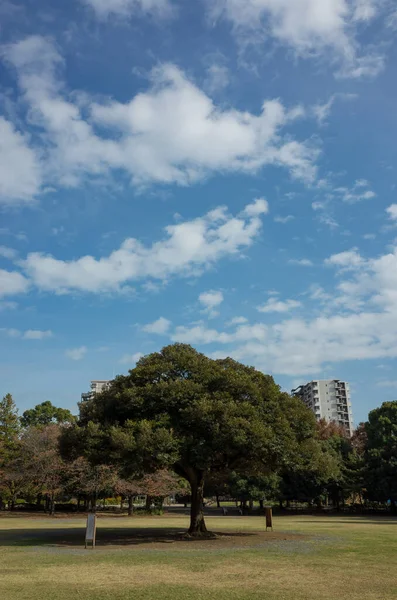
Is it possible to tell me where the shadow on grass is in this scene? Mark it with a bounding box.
[0,526,258,548]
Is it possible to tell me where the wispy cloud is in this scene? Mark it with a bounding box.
[288,259,313,267]
[65,346,87,360]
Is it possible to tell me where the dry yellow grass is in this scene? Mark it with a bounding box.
[1,514,397,600]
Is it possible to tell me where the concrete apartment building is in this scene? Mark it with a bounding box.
[291,380,354,437]
[81,380,111,402]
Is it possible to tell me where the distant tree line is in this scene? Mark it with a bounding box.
[1,344,397,535]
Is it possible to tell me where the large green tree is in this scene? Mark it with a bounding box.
[21,401,74,428]
[65,344,320,535]
[365,401,397,512]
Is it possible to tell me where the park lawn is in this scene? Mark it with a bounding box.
[0,514,397,600]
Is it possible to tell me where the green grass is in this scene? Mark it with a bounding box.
[1,514,397,599]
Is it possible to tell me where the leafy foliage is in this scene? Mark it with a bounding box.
[69,344,321,533]
[21,401,74,428]
[365,401,397,509]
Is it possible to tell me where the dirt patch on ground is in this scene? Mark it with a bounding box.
[97,530,305,551]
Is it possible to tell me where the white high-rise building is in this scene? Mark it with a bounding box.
[81,380,111,402]
[291,380,354,436]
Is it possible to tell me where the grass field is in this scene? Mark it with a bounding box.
[1,513,397,600]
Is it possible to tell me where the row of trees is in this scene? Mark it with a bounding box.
[0,396,184,514]
[1,344,397,535]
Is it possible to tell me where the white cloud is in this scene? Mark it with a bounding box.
[204,64,230,93]
[389,9,397,30]
[0,328,21,338]
[199,290,224,317]
[319,214,340,229]
[334,179,376,203]
[312,93,356,125]
[148,240,397,375]
[0,117,41,205]
[81,0,172,19]
[226,316,248,326]
[352,0,378,22]
[313,96,336,125]
[120,351,143,364]
[172,322,268,345]
[142,316,171,334]
[325,248,364,269]
[312,200,327,211]
[0,269,29,298]
[209,0,385,78]
[3,37,318,193]
[376,380,397,388]
[257,297,301,313]
[326,246,397,312]
[337,53,384,79]
[274,215,294,223]
[308,284,331,303]
[65,346,87,360]
[288,259,313,267]
[0,328,52,339]
[23,329,53,340]
[20,200,268,294]
[0,301,18,311]
[243,198,270,216]
[168,305,397,375]
[0,246,17,259]
[386,204,397,221]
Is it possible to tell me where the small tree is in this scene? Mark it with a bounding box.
[67,457,118,512]
[115,478,143,515]
[139,469,183,511]
[20,425,65,515]
[0,394,21,509]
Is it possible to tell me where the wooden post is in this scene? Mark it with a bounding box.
[265,507,273,532]
[85,513,97,549]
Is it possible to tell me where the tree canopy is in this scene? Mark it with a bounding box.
[20,401,74,428]
[66,344,321,534]
[365,402,397,511]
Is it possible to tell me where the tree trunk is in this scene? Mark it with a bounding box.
[249,499,254,512]
[50,495,55,516]
[128,495,134,516]
[145,495,152,512]
[77,496,82,512]
[120,495,124,511]
[259,499,264,510]
[188,471,208,536]
[36,493,42,511]
[216,494,220,508]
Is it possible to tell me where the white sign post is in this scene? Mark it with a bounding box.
[85,513,97,549]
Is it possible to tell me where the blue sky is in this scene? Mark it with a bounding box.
[1,0,397,423]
